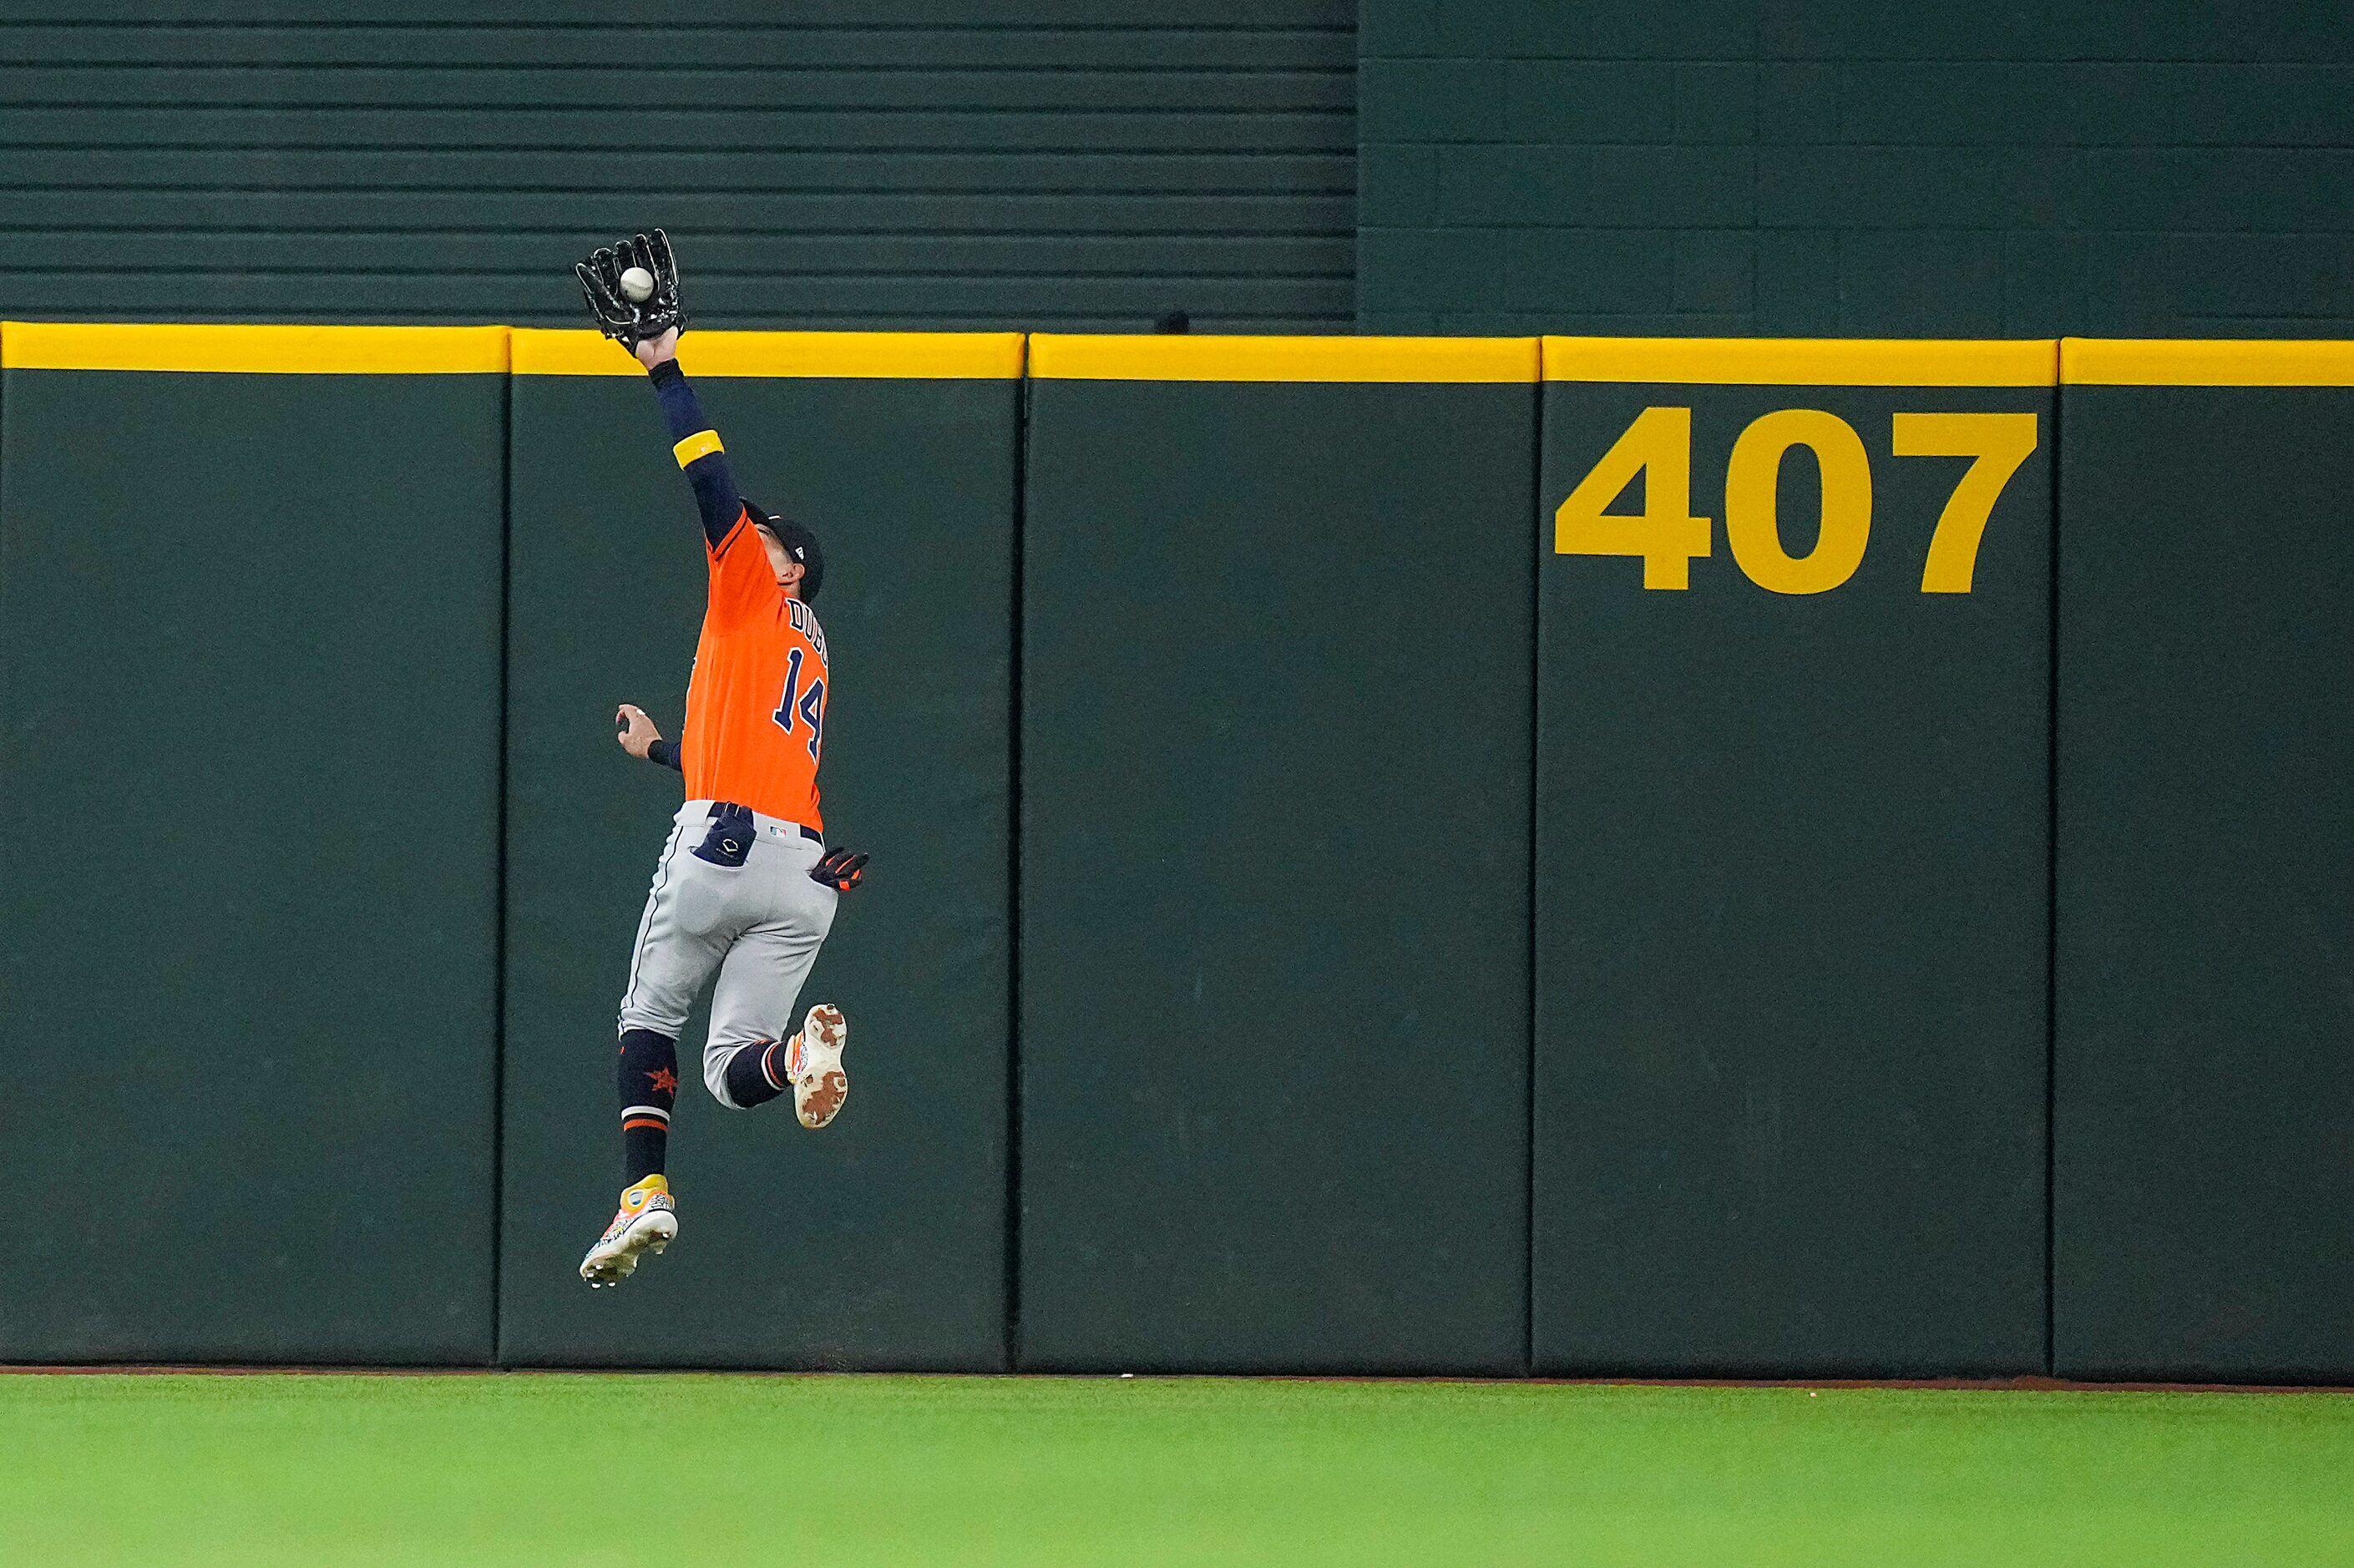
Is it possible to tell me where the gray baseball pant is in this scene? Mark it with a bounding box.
[616,799,838,1107]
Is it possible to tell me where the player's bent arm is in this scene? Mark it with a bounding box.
[636,331,745,551]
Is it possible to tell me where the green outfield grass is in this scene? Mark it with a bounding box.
[1,1373,2349,1566]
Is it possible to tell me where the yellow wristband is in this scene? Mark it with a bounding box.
[672,429,724,468]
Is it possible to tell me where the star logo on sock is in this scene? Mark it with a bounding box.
[648,1066,679,1095]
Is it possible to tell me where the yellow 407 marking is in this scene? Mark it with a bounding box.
[1554,408,2038,594]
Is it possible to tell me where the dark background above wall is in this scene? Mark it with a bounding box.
[1357,0,2354,336]
[0,0,1354,331]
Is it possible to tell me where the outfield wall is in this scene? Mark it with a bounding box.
[0,323,2344,1381]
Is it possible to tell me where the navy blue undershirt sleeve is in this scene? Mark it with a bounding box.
[647,357,745,550]
[647,738,681,772]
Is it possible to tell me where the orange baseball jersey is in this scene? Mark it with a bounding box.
[679,507,828,831]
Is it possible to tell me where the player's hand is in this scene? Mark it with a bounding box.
[810,847,868,892]
[615,703,663,760]
[634,326,680,368]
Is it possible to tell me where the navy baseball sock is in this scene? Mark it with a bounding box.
[618,1029,679,1186]
[722,1039,791,1109]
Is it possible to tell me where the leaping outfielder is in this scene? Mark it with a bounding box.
[572,230,869,1287]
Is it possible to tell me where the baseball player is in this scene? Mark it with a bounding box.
[573,230,870,1287]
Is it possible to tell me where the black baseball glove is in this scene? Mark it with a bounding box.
[810,847,869,892]
[576,229,684,349]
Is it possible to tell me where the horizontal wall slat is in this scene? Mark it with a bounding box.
[0,275,1352,319]
[0,109,1349,153]
[0,67,1353,109]
[14,151,1354,192]
[0,24,1353,70]
[0,233,1352,276]
[0,190,1355,235]
[2,3,1349,27]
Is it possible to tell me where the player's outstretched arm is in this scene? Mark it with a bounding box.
[616,703,681,772]
[576,229,745,551]
[639,334,746,552]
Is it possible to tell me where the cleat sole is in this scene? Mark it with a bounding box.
[793,1005,850,1130]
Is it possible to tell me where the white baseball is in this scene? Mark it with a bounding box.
[619,266,656,303]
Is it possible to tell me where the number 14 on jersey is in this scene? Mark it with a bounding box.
[772,647,825,761]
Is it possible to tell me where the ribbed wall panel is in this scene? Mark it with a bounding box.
[0,6,1353,330]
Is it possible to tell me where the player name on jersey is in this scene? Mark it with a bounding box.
[787,596,828,665]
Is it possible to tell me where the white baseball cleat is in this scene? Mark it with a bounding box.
[579,1175,677,1287]
[787,1004,849,1129]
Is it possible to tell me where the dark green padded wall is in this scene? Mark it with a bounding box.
[0,0,1352,332]
[1533,346,2053,1374]
[1019,339,1536,1373]
[0,345,504,1361]
[499,335,1015,1368]
[9,321,2350,1380]
[2054,355,2354,1382]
